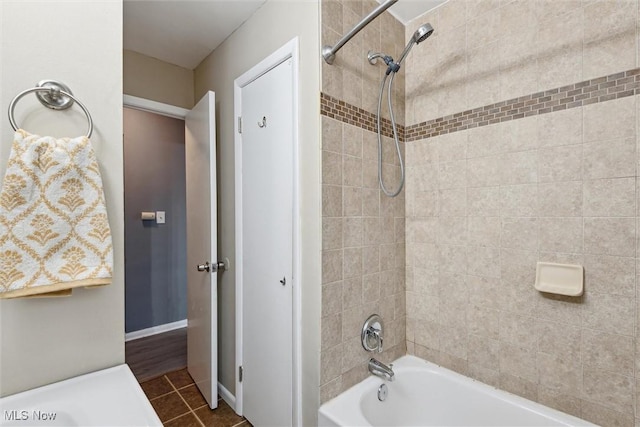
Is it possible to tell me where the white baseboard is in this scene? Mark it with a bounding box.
[125,319,187,342]
[218,382,237,413]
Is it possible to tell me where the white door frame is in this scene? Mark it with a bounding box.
[234,37,301,425]
[123,95,189,119]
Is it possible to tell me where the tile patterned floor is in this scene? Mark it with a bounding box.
[140,368,251,427]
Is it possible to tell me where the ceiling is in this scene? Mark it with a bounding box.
[124,0,267,70]
[123,0,446,70]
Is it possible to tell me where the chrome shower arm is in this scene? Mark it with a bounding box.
[322,0,398,65]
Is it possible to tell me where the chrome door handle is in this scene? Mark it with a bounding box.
[196,261,226,273]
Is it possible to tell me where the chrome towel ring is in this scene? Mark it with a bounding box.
[8,80,93,138]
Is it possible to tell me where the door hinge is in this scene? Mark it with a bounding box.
[239,365,243,382]
[238,116,242,134]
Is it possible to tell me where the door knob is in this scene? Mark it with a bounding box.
[196,261,227,273]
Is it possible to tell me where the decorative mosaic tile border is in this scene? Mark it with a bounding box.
[320,93,405,141]
[321,67,640,143]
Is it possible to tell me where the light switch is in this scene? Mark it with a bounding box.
[156,211,166,224]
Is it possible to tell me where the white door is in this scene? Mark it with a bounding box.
[185,91,218,409]
[240,59,294,426]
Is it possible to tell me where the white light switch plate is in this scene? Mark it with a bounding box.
[156,211,166,224]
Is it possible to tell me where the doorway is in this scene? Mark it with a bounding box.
[123,105,188,381]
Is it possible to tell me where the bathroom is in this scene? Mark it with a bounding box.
[0,0,638,426]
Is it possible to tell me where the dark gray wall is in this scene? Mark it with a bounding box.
[124,107,186,333]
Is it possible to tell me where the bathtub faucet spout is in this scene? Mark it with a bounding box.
[368,358,394,381]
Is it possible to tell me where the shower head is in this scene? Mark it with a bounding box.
[398,23,434,65]
[413,23,434,44]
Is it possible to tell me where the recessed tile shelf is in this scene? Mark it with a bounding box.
[534,262,584,297]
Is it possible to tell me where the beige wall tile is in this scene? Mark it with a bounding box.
[499,311,537,349]
[535,293,583,328]
[322,313,342,351]
[584,254,635,297]
[467,124,502,159]
[584,217,635,257]
[467,155,501,187]
[343,247,362,279]
[343,217,363,247]
[342,276,363,311]
[320,376,342,404]
[538,217,583,253]
[582,328,634,376]
[583,138,636,180]
[323,150,343,185]
[343,124,363,158]
[320,343,343,385]
[583,369,634,414]
[500,115,538,153]
[323,217,343,250]
[468,216,501,247]
[467,245,501,278]
[323,184,343,217]
[439,160,467,189]
[583,177,636,217]
[584,25,636,82]
[538,107,583,148]
[499,373,538,402]
[537,320,581,357]
[468,186,501,217]
[583,292,635,336]
[322,116,342,153]
[343,186,362,217]
[323,249,343,284]
[467,304,500,340]
[500,150,538,185]
[580,400,635,427]
[537,352,582,395]
[538,144,582,183]
[501,217,538,250]
[584,96,636,143]
[537,386,583,419]
[438,216,467,245]
[467,333,500,371]
[538,181,582,217]
[499,342,538,383]
[439,188,467,216]
[439,245,467,274]
[323,281,343,317]
[500,184,538,217]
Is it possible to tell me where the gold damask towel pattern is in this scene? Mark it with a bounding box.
[0,130,113,298]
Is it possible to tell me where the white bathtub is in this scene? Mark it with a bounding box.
[319,355,595,426]
[0,365,161,427]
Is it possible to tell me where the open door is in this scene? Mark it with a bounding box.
[185,91,217,409]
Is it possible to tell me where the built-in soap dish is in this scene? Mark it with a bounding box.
[534,262,584,297]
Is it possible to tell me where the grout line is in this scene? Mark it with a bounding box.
[166,375,205,427]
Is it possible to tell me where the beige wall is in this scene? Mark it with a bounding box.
[124,49,194,109]
[194,0,321,424]
[319,0,407,404]
[0,0,124,396]
[404,0,639,425]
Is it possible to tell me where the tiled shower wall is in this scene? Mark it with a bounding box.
[404,0,640,425]
[320,0,407,403]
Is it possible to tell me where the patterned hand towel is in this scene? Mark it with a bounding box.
[0,129,113,298]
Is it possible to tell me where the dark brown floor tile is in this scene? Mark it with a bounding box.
[195,400,244,427]
[180,384,207,410]
[150,391,190,423]
[164,412,202,427]
[140,375,174,399]
[166,368,194,389]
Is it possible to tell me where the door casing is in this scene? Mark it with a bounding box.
[233,37,301,425]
